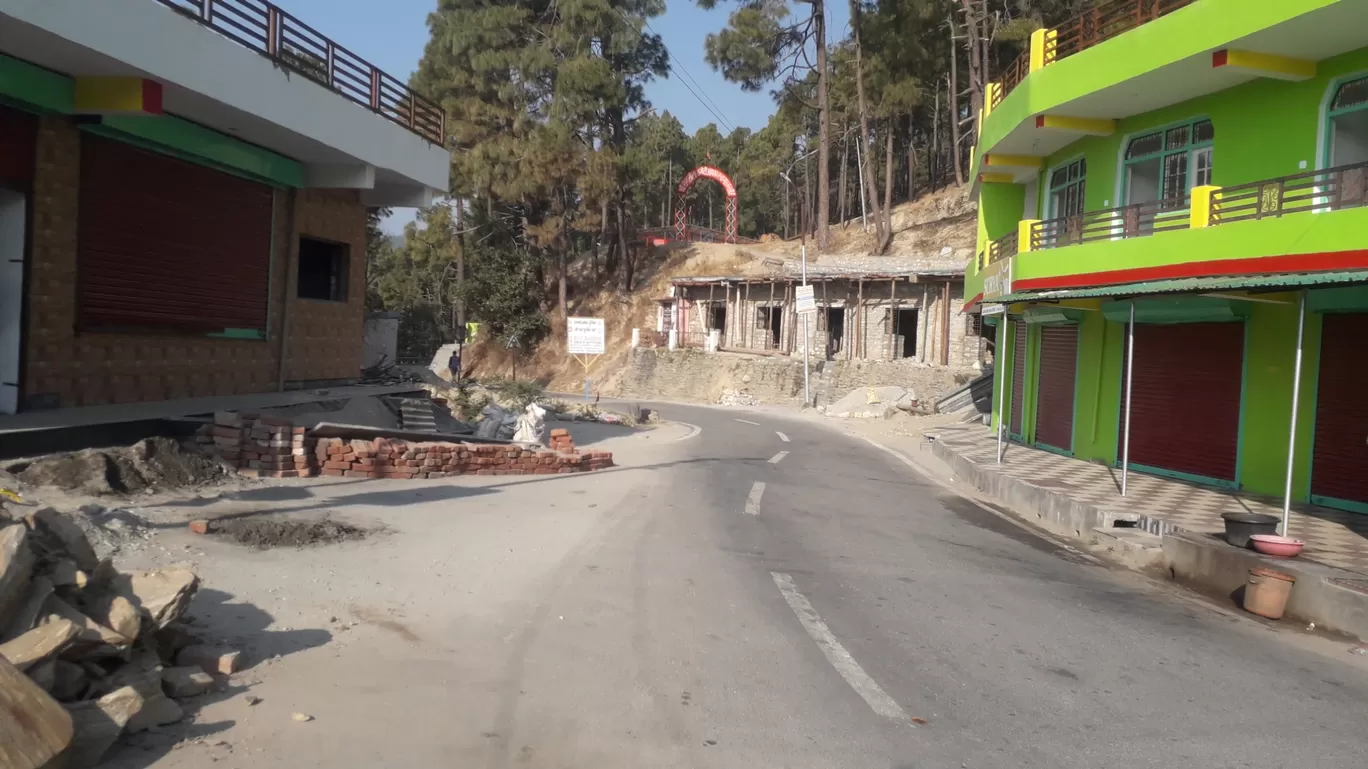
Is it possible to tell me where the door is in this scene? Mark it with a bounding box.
[1311,312,1368,509]
[0,190,23,414]
[1033,324,1079,452]
[1122,322,1244,484]
[1009,321,1027,438]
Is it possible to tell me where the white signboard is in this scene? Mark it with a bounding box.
[795,285,816,314]
[567,317,606,355]
[982,303,1007,316]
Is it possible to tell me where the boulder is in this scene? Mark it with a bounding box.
[63,686,145,769]
[126,693,184,733]
[161,666,215,698]
[0,524,36,630]
[0,618,80,671]
[176,644,241,675]
[41,558,89,590]
[50,660,89,702]
[122,568,199,630]
[23,508,100,572]
[1,576,54,643]
[41,596,131,651]
[0,655,74,769]
[79,593,141,645]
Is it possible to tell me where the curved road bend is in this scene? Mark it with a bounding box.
[474,400,1368,769]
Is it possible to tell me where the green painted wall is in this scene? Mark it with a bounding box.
[980,181,1026,241]
[978,0,1337,160]
[0,54,73,113]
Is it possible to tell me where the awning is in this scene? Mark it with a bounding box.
[996,270,1368,303]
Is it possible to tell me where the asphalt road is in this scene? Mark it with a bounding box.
[122,400,1368,769]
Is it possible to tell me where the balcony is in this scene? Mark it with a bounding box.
[155,0,444,145]
[981,161,1368,285]
[990,0,1199,111]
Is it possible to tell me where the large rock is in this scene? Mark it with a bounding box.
[42,596,131,652]
[1,576,54,643]
[50,660,89,702]
[0,524,36,630]
[176,644,241,675]
[0,618,80,671]
[23,508,99,572]
[120,568,199,630]
[161,666,215,698]
[63,686,145,769]
[126,692,183,733]
[79,592,140,645]
[0,655,74,769]
[823,385,915,419]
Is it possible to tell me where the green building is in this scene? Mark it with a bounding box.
[963,0,1368,514]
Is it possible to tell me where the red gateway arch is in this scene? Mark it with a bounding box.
[674,165,738,244]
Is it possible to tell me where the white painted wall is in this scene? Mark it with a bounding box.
[0,189,24,414]
[5,0,449,194]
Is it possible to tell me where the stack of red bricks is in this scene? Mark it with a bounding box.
[197,412,614,480]
[313,437,613,479]
[195,412,317,478]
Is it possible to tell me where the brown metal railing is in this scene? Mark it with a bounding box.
[1030,196,1190,249]
[1211,162,1368,225]
[155,0,445,145]
[989,0,1197,108]
[988,230,1019,263]
[1053,0,1197,61]
[991,51,1031,111]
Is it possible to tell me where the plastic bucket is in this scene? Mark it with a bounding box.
[1244,567,1296,620]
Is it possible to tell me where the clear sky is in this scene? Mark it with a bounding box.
[268,0,849,229]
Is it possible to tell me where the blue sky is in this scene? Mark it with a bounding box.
[269,0,848,229]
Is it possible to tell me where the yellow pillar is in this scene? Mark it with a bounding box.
[1029,29,1057,72]
[1018,219,1040,252]
[1190,186,1222,228]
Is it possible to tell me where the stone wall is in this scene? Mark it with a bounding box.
[20,116,367,409]
[615,348,977,407]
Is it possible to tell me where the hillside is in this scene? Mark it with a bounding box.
[464,185,976,395]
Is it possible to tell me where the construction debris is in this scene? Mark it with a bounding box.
[0,509,225,768]
[5,437,230,496]
[821,386,919,419]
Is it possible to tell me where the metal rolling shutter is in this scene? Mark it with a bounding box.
[1034,325,1078,452]
[1009,321,1027,437]
[1311,313,1368,506]
[1123,322,1244,482]
[78,134,272,333]
[0,106,36,186]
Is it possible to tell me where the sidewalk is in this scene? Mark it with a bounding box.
[930,424,1368,577]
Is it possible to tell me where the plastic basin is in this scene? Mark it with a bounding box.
[1221,512,1280,548]
[1250,534,1305,558]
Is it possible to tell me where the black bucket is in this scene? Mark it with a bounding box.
[1221,512,1280,548]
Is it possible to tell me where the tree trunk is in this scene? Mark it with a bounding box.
[838,132,849,228]
[814,0,831,250]
[850,1,888,250]
[947,16,966,187]
[907,113,917,200]
[879,123,894,253]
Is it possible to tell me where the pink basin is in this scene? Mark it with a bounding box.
[1249,534,1305,558]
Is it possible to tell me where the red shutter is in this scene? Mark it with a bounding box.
[1034,324,1078,452]
[1122,322,1244,482]
[1009,320,1027,437]
[0,105,36,187]
[1311,313,1368,506]
[79,134,272,332]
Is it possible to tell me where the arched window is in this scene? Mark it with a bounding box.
[1327,75,1368,167]
[1123,118,1213,208]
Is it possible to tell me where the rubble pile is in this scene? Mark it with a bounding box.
[718,389,761,407]
[313,436,613,479]
[0,507,224,768]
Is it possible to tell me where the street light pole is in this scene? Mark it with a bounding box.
[780,165,812,406]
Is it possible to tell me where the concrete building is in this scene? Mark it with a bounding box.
[964,0,1368,513]
[0,0,449,416]
[659,255,985,370]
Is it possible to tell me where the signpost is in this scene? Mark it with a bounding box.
[567,317,605,402]
[795,285,816,314]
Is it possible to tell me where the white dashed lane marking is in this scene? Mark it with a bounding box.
[734,418,761,426]
[771,572,910,723]
[744,482,766,515]
[768,451,789,464]
[776,431,790,442]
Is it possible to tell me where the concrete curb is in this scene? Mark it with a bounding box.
[930,439,1368,641]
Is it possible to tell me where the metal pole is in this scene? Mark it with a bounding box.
[996,317,1006,463]
[1282,289,1308,535]
[1121,301,1136,496]
[855,138,868,232]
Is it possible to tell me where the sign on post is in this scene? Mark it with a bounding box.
[567,317,606,355]
[982,303,1007,316]
[795,285,816,314]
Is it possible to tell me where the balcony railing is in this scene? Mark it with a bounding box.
[1211,161,1368,225]
[990,0,1197,109]
[988,230,1019,263]
[1031,197,1190,250]
[155,0,445,145]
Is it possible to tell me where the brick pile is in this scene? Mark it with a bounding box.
[196,414,614,480]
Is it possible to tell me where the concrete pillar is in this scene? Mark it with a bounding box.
[667,329,678,350]
[631,328,641,348]
[707,329,720,353]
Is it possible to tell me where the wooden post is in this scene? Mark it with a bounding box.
[707,283,715,333]
[767,280,777,349]
[856,279,864,359]
[887,278,896,360]
[821,279,829,359]
[920,283,930,362]
[942,279,952,366]
[744,282,752,349]
[724,283,731,348]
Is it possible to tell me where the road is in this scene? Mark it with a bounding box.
[118,401,1368,769]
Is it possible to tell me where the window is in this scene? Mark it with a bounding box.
[1048,158,1087,219]
[1328,75,1368,167]
[297,237,349,301]
[1124,118,1213,208]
